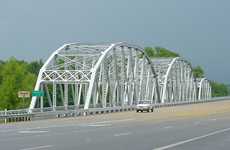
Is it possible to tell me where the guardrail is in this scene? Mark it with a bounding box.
[1,96,230,124]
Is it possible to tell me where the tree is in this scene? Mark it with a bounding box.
[144,47,179,58]
[210,81,229,97]
[0,61,4,85]
[155,47,180,57]
[192,66,205,78]
[144,47,157,58]
[27,59,43,75]
[228,85,230,95]
[0,58,36,110]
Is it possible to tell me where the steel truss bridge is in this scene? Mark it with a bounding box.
[29,42,212,112]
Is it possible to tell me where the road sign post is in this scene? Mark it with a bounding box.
[18,91,31,108]
[32,91,44,112]
[4,109,7,124]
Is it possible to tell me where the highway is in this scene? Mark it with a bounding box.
[1,100,230,150]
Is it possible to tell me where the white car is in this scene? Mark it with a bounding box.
[136,101,154,112]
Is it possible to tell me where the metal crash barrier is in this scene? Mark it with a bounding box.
[0,96,230,124]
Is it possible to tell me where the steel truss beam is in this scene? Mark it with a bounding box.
[197,78,212,100]
[153,57,197,103]
[29,42,212,112]
[29,42,160,112]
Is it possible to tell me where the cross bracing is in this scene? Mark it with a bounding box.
[152,57,198,103]
[29,42,212,112]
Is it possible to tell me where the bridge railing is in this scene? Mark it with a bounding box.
[1,96,230,124]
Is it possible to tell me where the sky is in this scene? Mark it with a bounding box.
[0,0,229,83]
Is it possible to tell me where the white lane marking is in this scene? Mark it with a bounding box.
[163,126,173,129]
[194,121,201,125]
[19,145,53,150]
[153,127,230,150]
[79,118,135,127]
[87,124,112,127]
[114,132,132,137]
[93,118,135,124]
[18,130,48,134]
[0,118,135,133]
[210,118,217,121]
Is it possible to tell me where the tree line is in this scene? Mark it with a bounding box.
[0,47,229,110]
[0,58,43,110]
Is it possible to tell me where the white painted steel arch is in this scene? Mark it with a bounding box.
[153,57,197,103]
[161,57,179,103]
[29,42,160,111]
[29,44,68,110]
[83,43,161,109]
[29,42,212,112]
[197,78,212,100]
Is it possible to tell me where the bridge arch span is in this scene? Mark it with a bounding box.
[197,78,212,100]
[29,42,212,112]
[152,57,197,103]
[29,42,160,111]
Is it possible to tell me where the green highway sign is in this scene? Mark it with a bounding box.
[32,91,44,97]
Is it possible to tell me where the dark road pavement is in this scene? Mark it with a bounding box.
[1,100,230,150]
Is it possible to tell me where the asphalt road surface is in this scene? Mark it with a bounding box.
[1,100,230,150]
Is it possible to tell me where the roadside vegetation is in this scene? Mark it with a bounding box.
[0,58,43,110]
[0,47,228,110]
